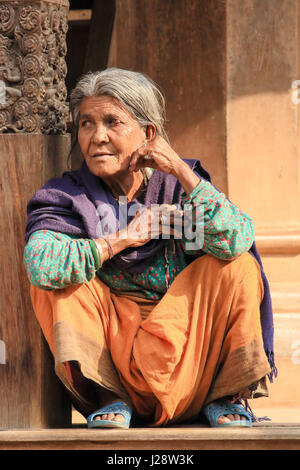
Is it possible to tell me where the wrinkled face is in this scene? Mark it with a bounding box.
[77,95,146,179]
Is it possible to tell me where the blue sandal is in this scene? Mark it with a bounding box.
[202,399,252,428]
[87,401,132,429]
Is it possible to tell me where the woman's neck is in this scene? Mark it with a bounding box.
[102,170,144,202]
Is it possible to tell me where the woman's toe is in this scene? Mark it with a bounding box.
[226,414,235,421]
[217,415,230,424]
[114,414,125,423]
[94,413,125,422]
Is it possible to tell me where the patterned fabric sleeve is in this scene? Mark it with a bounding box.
[24,230,100,290]
[23,230,186,298]
[180,180,255,259]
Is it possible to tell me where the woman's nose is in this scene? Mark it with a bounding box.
[91,124,109,144]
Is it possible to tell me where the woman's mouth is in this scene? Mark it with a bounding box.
[91,153,115,159]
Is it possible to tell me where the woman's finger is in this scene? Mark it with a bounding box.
[135,153,157,172]
[129,143,152,172]
[130,137,170,173]
[127,204,185,245]
[159,206,183,225]
[128,152,140,172]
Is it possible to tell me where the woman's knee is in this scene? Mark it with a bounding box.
[202,251,258,272]
[227,252,261,281]
[191,252,262,288]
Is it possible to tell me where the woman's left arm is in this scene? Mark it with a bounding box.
[179,179,255,259]
[171,155,255,259]
[130,135,254,260]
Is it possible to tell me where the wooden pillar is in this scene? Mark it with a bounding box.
[108,0,228,194]
[0,0,71,429]
[109,0,300,410]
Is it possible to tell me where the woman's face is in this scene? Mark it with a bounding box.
[77,95,146,179]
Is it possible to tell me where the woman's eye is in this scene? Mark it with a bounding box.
[108,117,120,126]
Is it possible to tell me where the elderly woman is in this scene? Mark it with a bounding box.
[24,68,275,429]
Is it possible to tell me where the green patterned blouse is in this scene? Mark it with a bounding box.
[24,180,255,299]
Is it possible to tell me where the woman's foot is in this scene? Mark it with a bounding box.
[217,393,248,425]
[202,398,252,428]
[93,387,131,424]
[93,402,126,424]
[87,401,132,429]
[217,412,248,425]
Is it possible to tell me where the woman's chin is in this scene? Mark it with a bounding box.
[87,159,120,178]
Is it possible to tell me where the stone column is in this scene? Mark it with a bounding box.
[0,0,71,429]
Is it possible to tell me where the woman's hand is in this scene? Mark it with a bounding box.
[120,204,183,248]
[129,135,183,176]
[129,135,200,196]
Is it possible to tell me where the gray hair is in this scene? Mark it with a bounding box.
[70,67,169,141]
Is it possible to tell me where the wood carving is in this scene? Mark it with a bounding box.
[0,0,69,134]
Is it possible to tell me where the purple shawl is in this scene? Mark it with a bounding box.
[25,159,277,381]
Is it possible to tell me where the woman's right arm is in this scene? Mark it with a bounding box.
[24,223,149,290]
[24,210,177,290]
[24,230,101,290]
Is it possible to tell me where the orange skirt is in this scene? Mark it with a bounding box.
[30,252,270,426]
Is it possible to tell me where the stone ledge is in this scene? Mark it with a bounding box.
[256,230,300,255]
[1,423,300,450]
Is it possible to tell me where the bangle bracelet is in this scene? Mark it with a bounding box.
[102,237,114,259]
[94,239,104,267]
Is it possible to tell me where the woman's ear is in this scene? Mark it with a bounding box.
[145,123,156,141]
